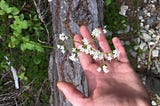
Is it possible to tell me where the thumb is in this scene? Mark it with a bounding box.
[57,81,86,105]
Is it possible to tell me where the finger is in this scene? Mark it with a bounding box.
[96,28,111,52]
[80,25,97,49]
[74,35,93,70]
[112,37,129,63]
[57,81,86,105]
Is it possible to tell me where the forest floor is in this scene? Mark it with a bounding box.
[118,0,160,105]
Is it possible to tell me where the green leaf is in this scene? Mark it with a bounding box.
[0,10,5,15]
[22,36,30,42]
[35,44,44,52]
[33,57,41,64]
[33,15,39,21]
[9,36,20,48]
[20,43,27,51]
[18,72,28,81]
[20,20,28,29]
[19,14,24,20]
[11,7,19,15]
[0,0,9,10]
[4,8,12,13]
[0,61,8,69]
[105,0,112,6]
[8,15,13,18]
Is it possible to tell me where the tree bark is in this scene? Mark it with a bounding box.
[49,0,104,106]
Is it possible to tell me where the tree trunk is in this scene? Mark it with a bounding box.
[49,0,104,106]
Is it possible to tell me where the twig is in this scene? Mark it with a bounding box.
[4,56,19,89]
[35,86,43,105]
[19,2,26,12]
[1,71,10,80]
[32,0,51,44]
[148,36,160,71]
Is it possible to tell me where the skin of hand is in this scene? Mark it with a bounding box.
[57,26,151,106]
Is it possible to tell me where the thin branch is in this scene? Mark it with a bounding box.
[32,0,51,44]
[148,35,160,71]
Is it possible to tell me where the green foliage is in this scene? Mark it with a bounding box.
[104,0,128,34]
[105,0,112,6]
[0,0,19,15]
[0,0,49,105]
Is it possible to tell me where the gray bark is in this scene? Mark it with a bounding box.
[49,0,104,106]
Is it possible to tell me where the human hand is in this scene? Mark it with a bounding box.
[57,26,151,106]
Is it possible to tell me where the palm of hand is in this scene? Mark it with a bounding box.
[57,26,150,106]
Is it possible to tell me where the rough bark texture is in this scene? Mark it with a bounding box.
[49,0,104,106]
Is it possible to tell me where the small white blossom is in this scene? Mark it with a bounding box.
[151,101,157,106]
[57,45,66,54]
[48,0,52,2]
[57,45,61,49]
[102,65,109,73]
[97,67,102,72]
[92,28,101,38]
[93,50,104,60]
[69,53,78,62]
[78,45,86,52]
[59,33,69,41]
[113,50,120,59]
[87,44,92,50]
[72,48,77,53]
[82,38,90,45]
[105,52,112,61]
[89,50,95,55]
[103,29,107,34]
[84,48,91,54]
[61,49,66,54]
[107,56,112,61]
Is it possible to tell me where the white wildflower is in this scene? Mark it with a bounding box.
[57,45,66,54]
[92,28,101,38]
[84,48,91,54]
[82,38,90,45]
[89,50,95,55]
[59,33,69,41]
[151,101,157,106]
[57,45,61,49]
[48,0,52,2]
[98,52,104,60]
[72,48,77,53]
[107,56,112,61]
[106,52,113,61]
[97,67,102,72]
[78,45,86,52]
[113,50,120,59]
[93,50,104,60]
[61,49,65,54]
[103,25,107,34]
[87,44,92,50]
[103,29,107,34]
[69,53,78,62]
[102,65,109,73]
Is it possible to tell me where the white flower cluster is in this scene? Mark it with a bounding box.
[77,38,120,73]
[69,48,78,62]
[57,28,120,74]
[97,65,109,73]
[103,26,107,34]
[57,45,65,54]
[92,29,101,38]
[59,33,69,41]
[91,27,108,38]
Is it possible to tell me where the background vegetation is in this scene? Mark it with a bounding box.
[0,0,51,105]
[0,0,141,105]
